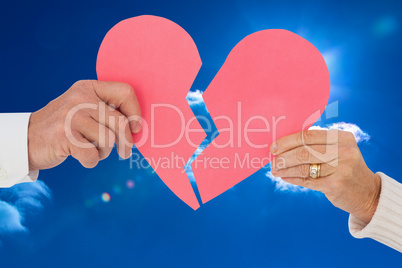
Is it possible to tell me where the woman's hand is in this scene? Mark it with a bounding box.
[270,129,381,223]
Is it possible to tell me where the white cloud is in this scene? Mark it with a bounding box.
[0,201,26,232]
[185,90,209,183]
[267,122,370,192]
[186,138,210,182]
[310,122,370,143]
[266,163,310,193]
[0,180,51,235]
[186,90,204,106]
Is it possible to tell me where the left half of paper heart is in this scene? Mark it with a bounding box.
[96,15,204,210]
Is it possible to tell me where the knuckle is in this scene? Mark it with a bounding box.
[343,131,356,144]
[72,80,85,89]
[120,83,134,97]
[74,80,93,90]
[296,146,310,162]
[68,89,88,104]
[296,131,303,145]
[298,164,310,177]
[328,129,338,136]
[302,130,314,144]
[69,81,97,103]
[327,129,339,143]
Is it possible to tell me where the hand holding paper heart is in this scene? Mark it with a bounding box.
[96,15,330,209]
[270,129,381,224]
[28,80,141,171]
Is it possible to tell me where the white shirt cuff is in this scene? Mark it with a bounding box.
[0,113,39,187]
[348,172,402,252]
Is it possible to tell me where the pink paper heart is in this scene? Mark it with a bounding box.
[193,29,330,204]
[96,15,330,209]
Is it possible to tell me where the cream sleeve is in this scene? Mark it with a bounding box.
[349,172,402,252]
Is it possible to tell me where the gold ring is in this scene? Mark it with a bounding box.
[310,164,321,179]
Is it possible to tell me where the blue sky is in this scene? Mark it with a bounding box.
[1,0,401,267]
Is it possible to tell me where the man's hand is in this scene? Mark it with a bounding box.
[28,80,141,170]
[270,130,381,223]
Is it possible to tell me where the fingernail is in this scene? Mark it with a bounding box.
[131,121,142,134]
[271,142,277,155]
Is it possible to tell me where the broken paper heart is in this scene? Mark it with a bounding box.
[96,15,330,209]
